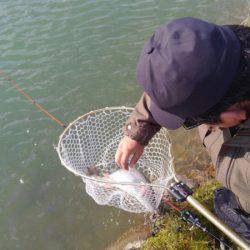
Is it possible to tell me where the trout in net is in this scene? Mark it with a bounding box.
[107,168,155,212]
[85,165,156,212]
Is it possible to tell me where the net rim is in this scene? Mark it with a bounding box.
[56,106,177,188]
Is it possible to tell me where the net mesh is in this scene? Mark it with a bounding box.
[57,107,174,213]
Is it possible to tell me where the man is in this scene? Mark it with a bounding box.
[115,17,250,241]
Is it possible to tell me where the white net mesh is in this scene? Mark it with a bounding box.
[57,107,175,213]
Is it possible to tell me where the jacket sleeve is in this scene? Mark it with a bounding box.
[123,92,161,145]
[197,124,223,167]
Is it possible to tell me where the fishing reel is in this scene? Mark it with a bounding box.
[168,181,193,202]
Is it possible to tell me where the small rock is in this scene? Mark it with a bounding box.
[124,240,145,250]
[176,226,182,233]
[176,174,199,189]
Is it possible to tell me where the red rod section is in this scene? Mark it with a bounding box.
[162,197,182,212]
[0,69,66,128]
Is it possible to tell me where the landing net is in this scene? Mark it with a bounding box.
[57,107,175,213]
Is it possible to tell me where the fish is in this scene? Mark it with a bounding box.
[108,168,156,212]
[86,165,99,176]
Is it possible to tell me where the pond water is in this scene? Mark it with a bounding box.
[0,0,249,249]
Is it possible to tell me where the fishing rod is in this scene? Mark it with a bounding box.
[161,196,232,249]
[0,69,66,128]
[168,181,249,249]
[2,71,250,249]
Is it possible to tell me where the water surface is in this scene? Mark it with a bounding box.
[0,0,249,249]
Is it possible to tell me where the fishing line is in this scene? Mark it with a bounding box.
[0,72,249,249]
[57,107,248,248]
[0,69,66,128]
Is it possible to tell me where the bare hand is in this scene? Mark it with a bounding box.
[115,136,144,170]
